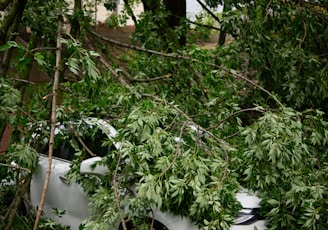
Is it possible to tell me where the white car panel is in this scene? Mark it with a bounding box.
[230,220,267,230]
[31,155,90,230]
[30,119,267,230]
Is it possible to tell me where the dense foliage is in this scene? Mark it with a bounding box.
[0,0,327,229]
[218,0,328,111]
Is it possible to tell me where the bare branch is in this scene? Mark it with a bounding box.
[33,17,63,230]
[185,17,221,31]
[68,124,96,157]
[160,121,188,176]
[222,131,241,140]
[113,149,126,230]
[4,174,31,230]
[130,73,172,83]
[123,0,138,25]
[263,0,273,24]
[9,78,35,84]
[211,107,265,129]
[196,0,221,25]
[0,163,30,172]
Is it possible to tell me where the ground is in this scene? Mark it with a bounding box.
[95,24,220,48]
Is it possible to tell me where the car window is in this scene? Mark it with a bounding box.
[41,128,115,161]
[81,130,115,158]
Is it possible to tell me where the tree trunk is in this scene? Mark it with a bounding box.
[0,0,27,45]
[4,174,31,230]
[141,0,160,14]
[0,0,27,75]
[70,0,83,37]
[218,2,231,46]
[163,0,186,47]
[0,0,12,11]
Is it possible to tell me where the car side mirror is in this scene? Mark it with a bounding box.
[80,157,109,176]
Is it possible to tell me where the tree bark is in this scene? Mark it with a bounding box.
[0,0,27,76]
[123,0,137,25]
[70,0,83,37]
[0,0,12,11]
[218,2,231,46]
[140,0,186,49]
[0,0,27,46]
[141,0,160,14]
[33,17,63,230]
[163,0,186,47]
[4,174,31,230]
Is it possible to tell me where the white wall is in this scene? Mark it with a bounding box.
[67,0,222,26]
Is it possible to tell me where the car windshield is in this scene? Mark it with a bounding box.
[40,123,115,161]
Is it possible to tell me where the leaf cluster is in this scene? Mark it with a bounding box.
[239,108,328,229]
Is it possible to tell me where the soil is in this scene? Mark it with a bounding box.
[95,25,136,45]
[94,24,220,48]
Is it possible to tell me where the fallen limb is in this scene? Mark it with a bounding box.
[88,29,284,108]
[33,17,63,230]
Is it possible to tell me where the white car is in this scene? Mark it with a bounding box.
[30,118,266,230]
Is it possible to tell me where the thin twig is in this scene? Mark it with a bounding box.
[85,36,132,88]
[150,210,155,230]
[113,150,127,230]
[222,131,241,140]
[172,102,233,182]
[88,29,208,65]
[263,0,273,24]
[9,78,35,84]
[22,195,38,215]
[30,47,58,52]
[143,94,231,181]
[220,66,284,107]
[68,124,96,157]
[185,17,222,31]
[196,0,222,24]
[160,121,188,176]
[210,107,265,129]
[0,162,30,172]
[129,73,172,83]
[123,0,138,26]
[299,18,307,47]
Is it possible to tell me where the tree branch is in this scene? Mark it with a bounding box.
[68,124,96,157]
[212,107,265,129]
[85,36,132,88]
[0,162,30,172]
[143,94,231,182]
[160,121,188,176]
[33,17,63,230]
[196,0,221,24]
[88,30,284,107]
[185,17,221,31]
[123,0,138,26]
[113,149,126,230]
[0,0,27,45]
[0,0,12,11]
[129,73,172,83]
[4,174,31,230]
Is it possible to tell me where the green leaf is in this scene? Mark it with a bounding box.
[67,57,80,75]
[34,52,46,66]
[0,41,21,51]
